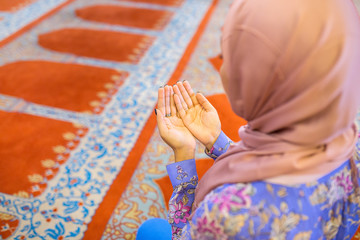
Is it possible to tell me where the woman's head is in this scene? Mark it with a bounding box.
[220,0,360,145]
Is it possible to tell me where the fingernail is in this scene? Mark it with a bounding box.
[154,109,157,115]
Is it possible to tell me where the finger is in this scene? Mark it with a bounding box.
[165,85,171,116]
[183,80,199,105]
[177,81,193,108]
[174,94,186,118]
[196,92,216,112]
[170,87,177,116]
[173,84,188,110]
[156,108,168,134]
[157,87,165,115]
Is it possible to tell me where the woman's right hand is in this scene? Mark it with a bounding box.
[173,81,221,151]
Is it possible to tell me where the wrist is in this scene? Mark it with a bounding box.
[173,147,195,162]
[204,131,233,160]
[205,130,221,151]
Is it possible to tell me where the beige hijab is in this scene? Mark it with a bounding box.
[194,0,360,209]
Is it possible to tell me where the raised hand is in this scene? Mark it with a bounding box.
[173,81,221,151]
[156,85,196,162]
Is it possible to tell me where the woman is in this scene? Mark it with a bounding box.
[138,0,360,239]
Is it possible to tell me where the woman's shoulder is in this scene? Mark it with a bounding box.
[187,182,296,239]
[186,160,360,239]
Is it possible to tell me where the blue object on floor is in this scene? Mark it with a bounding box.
[136,218,172,240]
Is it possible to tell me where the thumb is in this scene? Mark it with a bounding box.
[196,92,215,112]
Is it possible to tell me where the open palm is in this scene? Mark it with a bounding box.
[173,81,221,150]
[156,86,196,161]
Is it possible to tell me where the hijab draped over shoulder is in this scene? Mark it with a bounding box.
[194,0,360,209]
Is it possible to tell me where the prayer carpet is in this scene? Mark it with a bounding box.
[0,0,359,239]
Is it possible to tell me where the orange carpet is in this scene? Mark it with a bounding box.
[0,61,127,113]
[0,111,87,197]
[0,0,35,12]
[76,5,173,30]
[38,29,154,63]
[126,0,183,7]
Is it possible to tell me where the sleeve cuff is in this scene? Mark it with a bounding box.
[205,131,233,160]
[166,159,197,188]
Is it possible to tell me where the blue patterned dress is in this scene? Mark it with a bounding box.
[166,132,360,239]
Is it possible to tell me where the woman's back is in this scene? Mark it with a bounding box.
[182,159,360,239]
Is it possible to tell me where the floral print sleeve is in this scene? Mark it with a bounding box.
[166,159,198,240]
[165,132,233,239]
[204,131,233,160]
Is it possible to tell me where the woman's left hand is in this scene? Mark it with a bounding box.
[156,85,196,162]
[173,81,221,151]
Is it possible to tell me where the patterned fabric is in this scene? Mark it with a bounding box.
[167,159,198,239]
[167,131,233,238]
[167,133,360,239]
[204,131,233,160]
